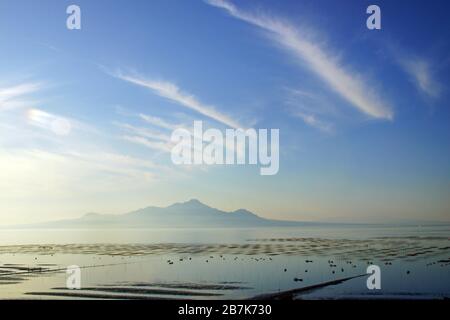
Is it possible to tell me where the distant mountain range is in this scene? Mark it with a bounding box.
[9,199,449,229]
[21,199,314,229]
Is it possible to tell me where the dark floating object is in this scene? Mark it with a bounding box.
[332,270,335,274]
[341,268,344,272]
[406,270,410,274]
[294,278,303,282]
[284,268,287,272]
[305,270,308,273]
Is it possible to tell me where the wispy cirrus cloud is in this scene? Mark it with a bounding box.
[114,71,243,129]
[397,56,442,99]
[285,88,336,133]
[294,111,333,133]
[122,135,172,153]
[116,114,240,167]
[0,149,158,201]
[206,0,394,121]
[0,82,41,111]
[114,122,171,141]
[139,113,180,131]
[27,108,73,136]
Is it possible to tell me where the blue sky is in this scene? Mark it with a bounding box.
[0,0,449,224]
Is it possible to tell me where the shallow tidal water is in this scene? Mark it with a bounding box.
[0,225,449,299]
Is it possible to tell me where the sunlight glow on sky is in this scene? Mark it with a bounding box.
[0,0,449,225]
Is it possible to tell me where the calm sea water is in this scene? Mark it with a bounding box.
[1,225,449,245]
[1,225,449,299]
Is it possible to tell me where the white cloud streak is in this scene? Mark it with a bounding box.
[0,82,41,111]
[27,108,73,136]
[0,149,158,201]
[115,72,243,128]
[286,88,336,132]
[206,0,394,120]
[139,113,180,130]
[294,111,333,133]
[122,135,172,153]
[114,122,170,141]
[397,56,441,99]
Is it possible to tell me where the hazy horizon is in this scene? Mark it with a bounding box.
[1,198,449,227]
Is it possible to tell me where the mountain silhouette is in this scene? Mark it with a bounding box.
[24,199,310,228]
